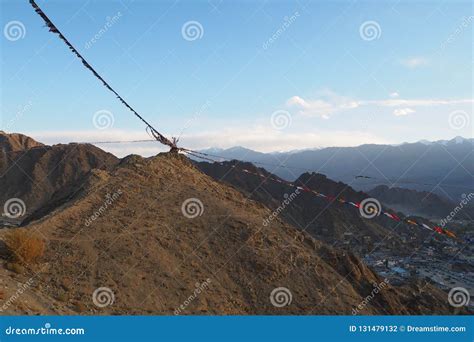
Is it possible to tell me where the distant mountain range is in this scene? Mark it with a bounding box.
[197,137,474,201]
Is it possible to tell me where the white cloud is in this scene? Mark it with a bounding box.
[286,90,360,118]
[26,128,389,156]
[389,92,400,98]
[179,128,386,152]
[286,90,474,118]
[286,96,334,119]
[393,108,415,116]
[24,91,473,157]
[400,57,429,68]
[27,129,151,144]
[366,98,474,107]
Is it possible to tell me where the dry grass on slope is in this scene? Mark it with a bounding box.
[3,229,45,266]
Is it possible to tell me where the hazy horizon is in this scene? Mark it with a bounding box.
[3,130,471,158]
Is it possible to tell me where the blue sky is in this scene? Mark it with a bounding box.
[1,0,472,155]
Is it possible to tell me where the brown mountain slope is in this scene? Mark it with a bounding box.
[0,153,455,315]
[196,160,417,254]
[368,185,473,220]
[0,131,43,153]
[0,133,119,225]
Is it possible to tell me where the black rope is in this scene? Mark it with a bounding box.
[183,150,217,163]
[29,0,175,149]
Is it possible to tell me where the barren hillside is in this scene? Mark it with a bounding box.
[0,153,455,315]
[0,131,43,153]
[368,185,474,219]
[0,132,119,224]
[196,160,420,254]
